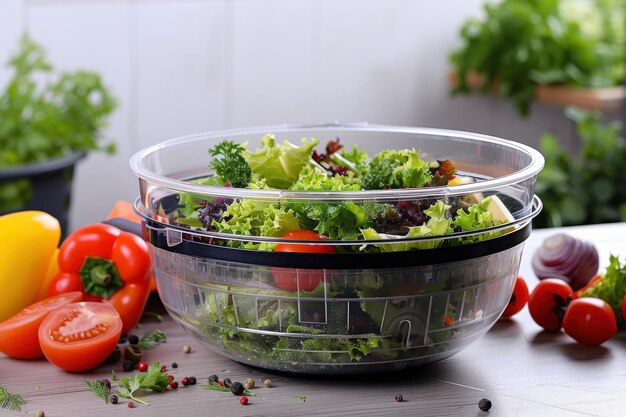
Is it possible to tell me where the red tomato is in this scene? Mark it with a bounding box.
[622,294,626,322]
[563,298,617,346]
[0,292,82,359]
[57,223,121,273]
[111,232,151,284]
[104,282,151,334]
[500,276,529,318]
[528,278,574,332]
[272,231,335,291]
[38,302,122,372]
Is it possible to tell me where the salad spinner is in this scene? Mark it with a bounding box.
[130,123,544,374]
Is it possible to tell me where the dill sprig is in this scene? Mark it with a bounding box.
[137,329,167,350]
[83,379,111,404]
[0,386,26,411]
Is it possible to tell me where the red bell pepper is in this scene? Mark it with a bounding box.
[48,223,151,333]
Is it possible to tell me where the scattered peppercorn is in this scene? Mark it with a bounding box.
[188,376,197,385]
[217,380,224,387]
[119,334,127,344]
[128,402,135,408]
[110,394,119,404]
[264,378,272,388]
[161,364,167,372]
[137,361,149,372]
[244,378,255,389]
[35,411,45,417]
[122,359,135,372]
[170,381,179,389]
[166,374,174,381]
[240,396,248,406]
[128,334,139,345]
[181,377,190,386]
[478,398,492,412]
[395,394,403,402]
[208,375,219,384]
[171,362,178,369]
[97,379,112,392]
[183,345,192,353]
[230,382,245,396]
[222,378,232,388]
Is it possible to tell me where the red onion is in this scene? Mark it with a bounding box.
[531,233,599,290]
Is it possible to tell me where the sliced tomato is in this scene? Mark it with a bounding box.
[272,230,335,291]
[38,302,122,372]
[0,292,82,359]
[500,277,529,318]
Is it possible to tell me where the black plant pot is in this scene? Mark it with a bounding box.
[0,152,86,238]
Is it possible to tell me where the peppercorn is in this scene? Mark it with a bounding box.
[478,398,492,412]
[208,374,219,384]
[222,378,232,388]
[264,378,272,388]
[122,359,135,371]
[183,345,192,353]
[110,394,119,404]
[240,396,248,406]
[181,377,190,386]
[166,374,174,381]
[119,334,127,344]
[128,401,135,408]
[395,394,403,402]
[35,410,45,417]
[128,334,139,345]
[244,378,255,389]
[97,379,111,392]
[230,382,245,396]
[171,362,178,369]
[170,381,179,389]
[137,361,148,372]
[188,376,197,385]
[161,364,167,372]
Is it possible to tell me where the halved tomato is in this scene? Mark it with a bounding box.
[38,302,122,372]
[0,292,83,359]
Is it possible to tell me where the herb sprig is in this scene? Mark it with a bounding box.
[83,379,111,404]
[137,329,167,350]
[0,386,26,411]
[116,362,170,406]
[208,140,251,188]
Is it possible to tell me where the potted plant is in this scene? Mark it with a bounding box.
[0,35,116,235]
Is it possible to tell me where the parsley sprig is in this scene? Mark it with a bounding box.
[116,362,170,406]
[0,386,26,411]
[137,329,167,350]
[208,140,251,188]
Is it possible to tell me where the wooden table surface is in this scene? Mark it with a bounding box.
[2,223,625,417]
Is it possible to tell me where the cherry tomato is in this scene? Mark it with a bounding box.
[274,230,336,254]
[562,298,617,346]
[0,292,82,359]
[500,276,529,318]
[528,278,574,332]
[272,231,335,291]
[38,302,122,372]
[57,223,121,273]
[104,282,151,334]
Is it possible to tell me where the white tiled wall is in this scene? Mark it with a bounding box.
[1,0,580,229]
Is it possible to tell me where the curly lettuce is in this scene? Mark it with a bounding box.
[242,134,319,189]
[362,149,433,190]
[360,200,452,251]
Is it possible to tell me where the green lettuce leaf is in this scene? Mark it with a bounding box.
[360,200,452,251]
[362,149,433,189]
[242,134,319,189]
[581,255,626,315]
[451,196,504,243]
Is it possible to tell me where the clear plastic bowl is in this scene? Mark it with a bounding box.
[130,123,544,374]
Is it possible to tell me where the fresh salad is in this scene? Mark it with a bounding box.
[167,134,516,252]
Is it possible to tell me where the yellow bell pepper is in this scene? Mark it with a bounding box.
[0,211,60,321]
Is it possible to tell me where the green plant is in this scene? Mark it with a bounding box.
[450,0,625,116]
[0,35,116,209]
[534,107,626,228]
